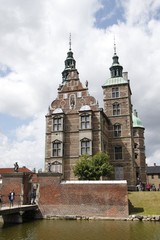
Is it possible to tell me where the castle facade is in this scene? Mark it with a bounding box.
[45,42,146,190]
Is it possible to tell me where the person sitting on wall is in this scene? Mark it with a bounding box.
[14,162,19,172]
[8,190,15,207]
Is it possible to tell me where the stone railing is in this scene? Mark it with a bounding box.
[0,194,23,208]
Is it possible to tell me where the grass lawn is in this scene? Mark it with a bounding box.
[128,191,160,215]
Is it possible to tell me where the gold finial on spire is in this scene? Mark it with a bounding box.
[69,33,72,50]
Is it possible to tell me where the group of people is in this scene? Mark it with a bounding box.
[146,183,157,191]
[137,182,157,191]
[7,188,37,207]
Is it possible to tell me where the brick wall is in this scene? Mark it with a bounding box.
[0,172,33,206]
[1,173,129,218]
[1,173,24,206]
[36,173,129,218]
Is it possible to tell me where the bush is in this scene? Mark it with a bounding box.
[73,152,113,180]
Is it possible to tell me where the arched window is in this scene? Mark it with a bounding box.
[113,102,120,115]
[113,124,121,137]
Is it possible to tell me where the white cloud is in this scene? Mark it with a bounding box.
[0,113,45,170]
[0,0,160,170]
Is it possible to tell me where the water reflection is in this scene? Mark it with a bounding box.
[0,219,160,240]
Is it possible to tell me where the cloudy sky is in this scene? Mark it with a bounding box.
[0,0,160,171]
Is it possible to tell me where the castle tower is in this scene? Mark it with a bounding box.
[45,38,109,180]
[102,44,136,189]
[132,110,146,184]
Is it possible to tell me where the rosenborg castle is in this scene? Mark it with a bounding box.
[44,41,146,190]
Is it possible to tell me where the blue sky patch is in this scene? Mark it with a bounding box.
[0,63,12,77]
[95,0,124,29]
[0,113,32,140]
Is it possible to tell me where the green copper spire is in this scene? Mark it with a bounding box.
[132,110,144,128]
[102,40,128,87]
[109,41,123,78]
[62,34,76,82]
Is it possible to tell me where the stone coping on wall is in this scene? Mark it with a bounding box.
[43,215,160,221]
[61,180,127,184]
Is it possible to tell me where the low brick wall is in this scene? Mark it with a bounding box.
[0,173,24,206]
[0,172,32,206]
[37,173,129,218]
[0,173,129,218]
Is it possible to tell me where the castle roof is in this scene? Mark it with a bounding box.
[132,110,144,128]
[147,165,160,175]
[0,167,32,174]
[103,77,128,86]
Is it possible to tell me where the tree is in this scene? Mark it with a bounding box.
[73,152,113,180]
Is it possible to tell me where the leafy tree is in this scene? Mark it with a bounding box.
[73,154,94,180]
[73,152,113,180]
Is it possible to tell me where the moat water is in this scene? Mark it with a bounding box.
[0,219,160,240]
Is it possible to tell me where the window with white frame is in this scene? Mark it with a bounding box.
[81,138,91,155]
[113,124,121,137]
[114,145,122,160]
[81,114,90,129]
[52,161,62,173]
[52,140,62,157]
[53,117,62,131]
[112,87,119,98]
[113,102,120,115]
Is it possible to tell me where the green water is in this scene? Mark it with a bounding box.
[0,219,160,240]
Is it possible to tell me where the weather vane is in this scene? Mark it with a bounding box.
[69,33,72,50]
[114,36,117,55]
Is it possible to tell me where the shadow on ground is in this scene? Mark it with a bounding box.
[128,199,144,214]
